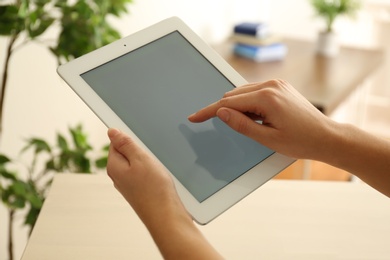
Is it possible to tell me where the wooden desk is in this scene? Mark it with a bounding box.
[214,39,384,115]
[22,174,390,259]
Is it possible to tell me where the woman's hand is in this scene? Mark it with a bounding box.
[106,128,189,225]
[189,79,390,197]
[106,128,223,259]
[188,79,335,160]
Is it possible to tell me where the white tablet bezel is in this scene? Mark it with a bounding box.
[57,16,295,224]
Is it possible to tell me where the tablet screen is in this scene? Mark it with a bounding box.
[81,31,274,202]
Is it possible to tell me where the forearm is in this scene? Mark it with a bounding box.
[141,199,223,260]
[320,121,390,197]
[107,128,222,259]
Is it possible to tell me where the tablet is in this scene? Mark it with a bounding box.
[57,17,295,224]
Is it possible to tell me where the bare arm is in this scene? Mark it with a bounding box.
[188,79,390,197]
[322,122,390,197]
[106,128,223,260]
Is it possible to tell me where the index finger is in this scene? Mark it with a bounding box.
[187,100,221,123]
[188,91,265,123]
[188,81,278,123]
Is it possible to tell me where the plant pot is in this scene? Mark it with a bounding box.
[316,31,339,57]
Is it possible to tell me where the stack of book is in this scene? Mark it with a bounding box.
[230,22,287,63]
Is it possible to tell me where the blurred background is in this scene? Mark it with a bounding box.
[1,0,389,259]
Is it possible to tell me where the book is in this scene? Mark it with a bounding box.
[233,43,288,63]
[229,33,282,46]
[233,22,270,39]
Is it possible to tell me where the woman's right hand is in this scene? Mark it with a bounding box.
[188,79,336,160]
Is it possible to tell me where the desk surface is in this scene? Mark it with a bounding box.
[22,174,390,259]
[214,39,384,115]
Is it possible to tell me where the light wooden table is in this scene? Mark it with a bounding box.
[22,174,390,259]
[214,39,384,115]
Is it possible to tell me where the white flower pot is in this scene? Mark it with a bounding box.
[317,31,339,57]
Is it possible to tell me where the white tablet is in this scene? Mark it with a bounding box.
[57,17,295,224]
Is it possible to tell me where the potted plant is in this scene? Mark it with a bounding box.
[309,0,361,57]
[0,1,132,259]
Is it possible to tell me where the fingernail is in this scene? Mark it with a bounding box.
[217,109,230,122]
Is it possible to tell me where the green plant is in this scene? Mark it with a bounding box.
[0,125,108,260]
[310,0,361,32]
[0,155,43,260]
[0,0,132,137]
[0,1,130,259]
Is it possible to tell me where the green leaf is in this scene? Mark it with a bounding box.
[35,0,52,7]
[71,153,91,173]
[57,134,69,151]
[95,157,107,169]
[52,0,131,63]
[22,138,52,155]
[58,152,70,171]
[0,170,17,180]
[2,186,26,209]
[10,196,26,208]
[108,0,132,16]
[0,5,25,35]
[45,159,56,171]
[70,125,92,151]
[28,16,55,38]
[18,0,30,18]
[24,206,41,227]
[26,193,43,208]
[11,181,27,196]
[102,144,109,152]
[95,144,109,169]
[0,154,10,165]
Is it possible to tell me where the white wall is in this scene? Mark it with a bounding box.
[0,0,383,259]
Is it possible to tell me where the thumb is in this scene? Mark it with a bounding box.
[216,108,269,143]
[107,128,140,159]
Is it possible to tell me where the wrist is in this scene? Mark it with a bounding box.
[141,197,214,259]
[316,121,362,169]
[141,193,193,233]
[309,119,347,164]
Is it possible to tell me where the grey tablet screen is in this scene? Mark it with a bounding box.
[81,31,274,202]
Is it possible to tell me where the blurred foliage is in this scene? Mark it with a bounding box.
[0,0,133,136]
[310,0,361,32]
[1,1,131,258]
[0,0,132,63]
[0,125,108,233]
